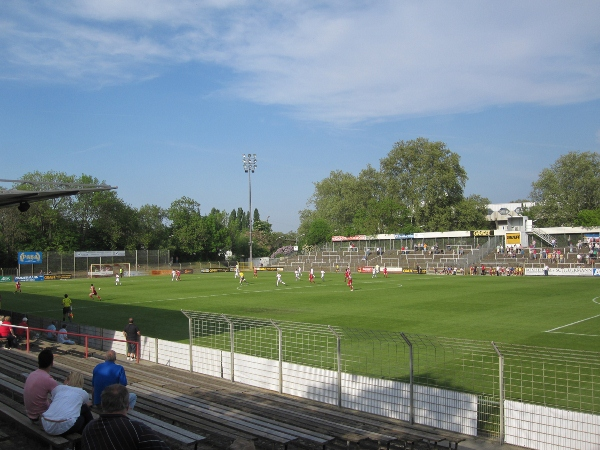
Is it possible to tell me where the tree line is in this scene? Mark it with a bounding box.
[0,171,294,266]
[1,139,598,266]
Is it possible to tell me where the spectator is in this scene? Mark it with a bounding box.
[14,316,28,340]
[122,318,141,362]
[82,384,168,450]
[92,350,137,410]
[0,316,18,349]
[46,321,58,340]
[41,371,93,436]
[57,324,76,345]
[23,349,59,422]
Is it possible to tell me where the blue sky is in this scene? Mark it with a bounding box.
[1,1,599,232]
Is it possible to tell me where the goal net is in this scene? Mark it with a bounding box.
[89,263,131,278]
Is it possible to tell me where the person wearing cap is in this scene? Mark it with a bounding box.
[14,316,28,340]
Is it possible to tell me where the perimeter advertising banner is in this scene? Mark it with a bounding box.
[526,267,594,276]
[44,274,73,280]
[0,276,11,283]
[18,251,43,265]
[15,275,45,282]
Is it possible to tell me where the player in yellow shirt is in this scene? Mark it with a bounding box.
[62,294,73,322]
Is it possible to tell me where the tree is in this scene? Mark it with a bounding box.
[305,219,332,246]
[380,138,467,231]
[137,204,169,250]
[530,151,600,226]
[167,197,204,260]
[575,209,600,227]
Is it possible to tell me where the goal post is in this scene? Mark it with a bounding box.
[88,263,131,278]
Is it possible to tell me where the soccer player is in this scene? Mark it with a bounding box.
[89,284,101,301]
[171,269,176,281]
[295,269,300,281]
[372,267,377,278]
[62,294,73,322]
[309,272,315,283]
[253,266,258,278]
[176,270,181,281]
[383,266,388,278]
[320,270,325,281]
[15,280,21,294]
[276,273,286,286]
[347,273,354,291]
[115,273,122,286]
[234,264,240,279]
[239,272,248,285]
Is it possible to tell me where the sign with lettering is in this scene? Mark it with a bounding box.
[472,230,494,237]
[18,251,43,264]
[75,251,125,257]
[505,232,521,245]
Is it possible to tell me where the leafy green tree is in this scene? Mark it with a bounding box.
[380,138,467,231]
[530,151,600,226]
[167,197,204,260]
[305,219,332,246]
[137,204,169,250]
[575,209,600,227]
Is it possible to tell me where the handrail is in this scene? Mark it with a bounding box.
[0,324,140,362]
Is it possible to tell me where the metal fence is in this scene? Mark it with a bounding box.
[183,311,600,445]
[3,250,172,277]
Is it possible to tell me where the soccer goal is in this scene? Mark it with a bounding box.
[88,263,130,278]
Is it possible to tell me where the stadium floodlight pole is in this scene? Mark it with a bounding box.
[243,154,257,268]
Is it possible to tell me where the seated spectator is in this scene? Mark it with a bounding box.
[42,371,93,436]
[82,384,169,450]
[14,316,28,340]
[57,324,76,345]
[46,321,57,340]
[23,349,58,422]
[0,316,18,349]
[92,350,137,410]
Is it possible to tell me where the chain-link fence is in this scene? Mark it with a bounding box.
[4,250,172,277]
[183,311,600,447]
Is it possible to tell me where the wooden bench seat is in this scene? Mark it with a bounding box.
[129,382,335,449]
[128,410,205,450]
[0,394,81,450]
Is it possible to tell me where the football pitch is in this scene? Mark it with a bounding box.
[1,271,599,352]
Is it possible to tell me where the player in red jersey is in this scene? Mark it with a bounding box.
[15,280,21,294]
[89,283,101,301]
[309,272,315,283]
[383,266,388,278]
[176,270,181,281]
[347,273,354,291]
[253,266,258,278]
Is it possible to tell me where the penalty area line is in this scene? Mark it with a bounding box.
[545,313,600,333]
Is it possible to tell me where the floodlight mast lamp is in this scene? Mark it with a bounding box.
[243,154,257,268]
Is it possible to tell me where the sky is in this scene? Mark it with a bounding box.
[1,1,599,233]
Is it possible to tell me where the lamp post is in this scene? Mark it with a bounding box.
[243,154,257,268]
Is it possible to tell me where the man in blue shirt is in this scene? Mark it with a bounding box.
[91,350,137,410]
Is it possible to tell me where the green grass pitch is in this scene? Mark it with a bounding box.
[1,271,599,352]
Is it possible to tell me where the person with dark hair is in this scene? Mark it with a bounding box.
[122,318,140,362]
[82,384,169,450]
[62,294,73,322]
[23,349,58,422]
[91,350,137,410]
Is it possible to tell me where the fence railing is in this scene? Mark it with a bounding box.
[182,310,600,447]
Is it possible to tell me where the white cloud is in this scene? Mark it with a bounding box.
[1,0,599,123]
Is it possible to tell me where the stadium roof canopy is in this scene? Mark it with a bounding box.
[0,178,117,211]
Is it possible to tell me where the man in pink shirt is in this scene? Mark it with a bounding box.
[23,349,58,422]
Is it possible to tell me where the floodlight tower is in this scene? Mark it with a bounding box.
[242,154,257,268]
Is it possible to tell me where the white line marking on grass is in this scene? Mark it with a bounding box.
[545,331,600,337]
[545,314,600,333]
[593,297,600,305]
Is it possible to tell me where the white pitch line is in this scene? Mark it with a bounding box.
[546,314,600,332]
